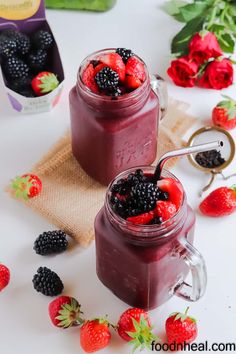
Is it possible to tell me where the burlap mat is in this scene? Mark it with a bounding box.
[9,98,196,246]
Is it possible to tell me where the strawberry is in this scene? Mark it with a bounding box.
[11,173,42,200]
[93,63,107,76]
[48,296,83,328]
[82,63,99,93]
[212,95,236,130]
[117,308,157,351]
[125,56,146,82]
[80,318,111,353]
[157,178,184,210]
[199,186,236,217]
[165,307,197,344]
[156,201,177,221]
[31,72,59,96]
[125,75,142,90]
[0,264,10,291]
[100,52,125,81]
[127,211,155,225]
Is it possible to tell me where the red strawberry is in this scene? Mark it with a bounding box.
[117,308,157,351]
[125,75,142,90]
[127,211,155,225]
[80,319,111,353]
[0,264,10,291]
[100,52,125,81]
[156,201,177,221]
[157,178,184,210]
[125,57,146,82]
[82,63,99,93]
[49,296,83,328]
[11,173,42,200]
[31,72,59,96]
[93,63,107,76]
[165,307,197,344]
[199,186,236,217]
[212,96,236,130]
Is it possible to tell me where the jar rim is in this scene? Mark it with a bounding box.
[105,166,187,240]
[77,48,150,103]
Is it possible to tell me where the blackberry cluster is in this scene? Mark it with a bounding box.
[95,67,119,92]
[32,267,64,296]
[33,30,54,50]
[195,150,225,169]
[9,76,34,97]
[110,169,160,218]
[116,48,134,63]
[33,230,68,256]
[4,57,29,79]
[0,28,54,97]
[28,49,47,72]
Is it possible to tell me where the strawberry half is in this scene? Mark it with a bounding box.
[165,307,197,345]
[31,72,59,96]
[212,95,236,130]
[157,178,184,210]
[0,264,10,291]
[127,211,155,225]
[49,296,83,328]
[11,173,42,200]
[125,75,142,90]
[199,186,236,217]
[125,56,146,82]
[156,201,177,221]
[100,52,125,81]
[82,63,99,93]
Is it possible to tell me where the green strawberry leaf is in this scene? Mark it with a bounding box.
[171,15,204,55]
[178,2,209,22]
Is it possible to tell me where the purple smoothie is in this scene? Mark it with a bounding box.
[94,168,201,310]
[69,49,159,186]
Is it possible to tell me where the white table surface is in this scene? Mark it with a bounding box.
[1,1,236,353]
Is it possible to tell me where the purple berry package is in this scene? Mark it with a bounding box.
[0,0,64,113]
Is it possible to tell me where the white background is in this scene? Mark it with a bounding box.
[1,0,236,353]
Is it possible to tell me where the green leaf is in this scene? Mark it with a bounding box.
[179,2,209,22]
[171,15,204,55]
[217,33,235,53]
[162,0,187,17]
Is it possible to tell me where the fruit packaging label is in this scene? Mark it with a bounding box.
[0,0,45,23]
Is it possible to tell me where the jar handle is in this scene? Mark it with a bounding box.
[150,74,168,121]
[172,239,207,302]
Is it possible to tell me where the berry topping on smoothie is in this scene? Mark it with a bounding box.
[81,48,146,96]
[109,169,183,225]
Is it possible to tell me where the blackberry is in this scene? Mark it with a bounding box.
[33,30,54,50]
[108,87,122,98]
[4,56,30,79]
[116,48,134,63]
[33,230,68,255]
[28,49,47,71]
[0,37,17,59]
[149,216,163,225]
[1,29,30,55]
[130,182,160,213]
[95,67,119,91]
[159,191,169,201]
[32,267,64,296]
[18,87,35,98]
[8,76,31,93]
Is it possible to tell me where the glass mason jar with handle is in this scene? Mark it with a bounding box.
[69,49,164,186]
[94,166,207,310]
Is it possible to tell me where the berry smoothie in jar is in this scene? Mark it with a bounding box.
[69,48,160,185]
[94,167,207,310]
